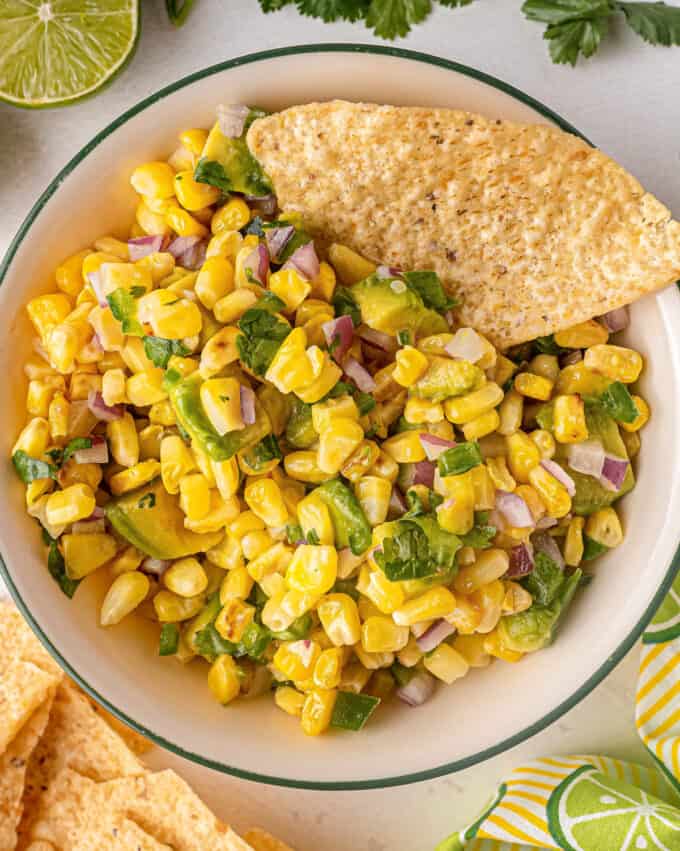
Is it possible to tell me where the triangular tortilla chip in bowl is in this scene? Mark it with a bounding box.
[0,47,678,791]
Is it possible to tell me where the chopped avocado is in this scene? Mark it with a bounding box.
[498,569,582,653]
[350,273,448,338]
[412,356,485,402]
[105,479,222,559]
[316,479,372,555]
[285,398,318,449]
[166,371,270,461]
[194,108,272,197]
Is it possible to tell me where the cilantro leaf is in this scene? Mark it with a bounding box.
[62,438,93,465]
[143,336,190,368]
[331,287,361,327]
[617,2,680,45]
[12,451,56,483]
[403,270,458,312]
[366,0,431,38]
[259,0,293,9]
[256,292,287,313]
[374,515,461,581]
[107,288,144,336]
[159,623,180,656]
[460,511,497,549]
[522,0,612,25]
[241,434,283,472]
[534,334,563,355]
[237,308,291,376]
[522,551,564,605]
[595,380,639,424]
[194,622,238,662]
[544,14,609,64]
[296,0,370,21]
[48,541,80,598]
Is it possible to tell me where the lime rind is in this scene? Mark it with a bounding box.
[0,0,139,108]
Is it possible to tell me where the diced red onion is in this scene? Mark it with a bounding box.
[127,235,164,261]
[282,242,319,281]
[413,461,435,489]
[416,619,456,653]
[560,350,583,367]
[445,328,486,363]
[357,326,397,352]
[74,436,109,465]
[600,306,629,333]
[600,454,629,492]
[239,385,256,425]
[344,357,376,393]
[141,558,170,577]
[488,508,506,532]
[265,225,295,263]
[532,531,565,570]
[71,519,107,535]
[536,515,558,530]
[396,671,436,707]
[388,487,408,519]
[217,103,250,138]
[375,265,402,279]
[87,271,108,308]
[567,440,605,478]
[419,433,456,461]
[244,244,269,286]
[495,490,534,528]
[322,315,354,363]
[245,194,277,216]
[182,239,207,271]
[87,391,123,422]
[506,541,535,578]
[540,459,576,497]
[168,235,201,259]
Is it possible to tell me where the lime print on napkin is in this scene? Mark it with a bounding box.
[437,570,680,850]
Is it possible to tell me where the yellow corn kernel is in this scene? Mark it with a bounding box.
[470,465,496,512]
[451,633,491,668]
[213,288,258,324]
[269,268,312,312]
[198,327,240,379]
[361,616,409,654]
[327,243,375,284]
[189,443,215,487]
[506,432,541,483]
[470,579,505,634]
[564,516,585,566]
[553,394,589,444]
[213,597,255,643]
[184,491,240,533]
[497,390,524,437]
[442,384,502,427]
[555,319,609,349]
[159,435,195,494]
[392,587,456,627]
[91,237,127,261]
[218,562,252,601]
[105,413,139,468]
[424,643,470,684]
[443,593,481,635]
[393,346,429,387]
[226,511,264,541]
[134,252,175,287]
[529,428,556,460]
[357,565,405,615]
[138,290,202,340]
[355,476,392,527]
[514,372,554,401]
[275,686,305,717]
[106,545,143,578]
[555,362,610,396]
[317,594,362,647]
[67,371,101,402]
[194,257,234,310]
[281,452,325,486]
[514,484,546,522]
[119,338,152,375]
[137,424,162,461]
[208,654,241,705]
[241,529,274,561]
[61,532,117,580]
[297,297,333,327]
[274,640,321,683]
[369,449,399,484]
[165,205,209,239]
[584,344,643,383]
[300,688,336,736]
[48,394,69,441]
[109,460,161,496]
[307,261,336,302]
[55,249,92,296]
[164,357,196,382]
[176,472,210,521]
[586,507,623,548]
[206,534,243,573]
[296,492,333,546]
[528,465,571,518]
[402,397,442,425]
[27,293,73,342]
[26,377,64,418]
[126,369,167,407]
[154,590,205,622]
[206,229,243,262]
[211,198,251,234]
[527,355,558,384]
[247,542,293,583]
[454,549,509,594]
[483,629,524,663]
[462,409,500,441]
[261,327,310,394]
[294,357,342,404]
[178,127,207,155]
[44,321,89,373]
[353,645,394,671]
[99,571,150,627]
[148,399,175,427]
[198,376,242,435]
[161,557,207,598]
[130,161,175,199]
[45,483,95,526]
[338,441,377,485]
[482,453,513,486]
[338,663,371,695]
[380,430,426,465]
[244,478,289,527]
[311,396,359,433]
[98,262,152,299]
[316,418,363,476]
[173,170,219,211]
[81,251,122,287]
[501,580,533,616]
[436,471,475,535]
[58,458,102,492]
[621,395,650,433]
[311,647,343,690]
[395,635,423,668]
[286,545,337,596]
[101,369,127,407]
[207,459,238,504]
[25,477,54,508]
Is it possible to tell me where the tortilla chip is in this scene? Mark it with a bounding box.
[77,688,152,756]
[248,101,680,348]
[0,691,54,851]
[243,827,295,851]
[72,816,173,851]
[17,682,145,847]
[25,768,253,851]
[0,602,63,756]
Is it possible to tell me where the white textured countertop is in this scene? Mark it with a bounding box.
[1,2,679,849]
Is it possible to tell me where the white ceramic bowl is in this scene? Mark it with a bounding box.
[1,45,679,790]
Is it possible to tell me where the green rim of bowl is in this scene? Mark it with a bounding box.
[1,43,678,791]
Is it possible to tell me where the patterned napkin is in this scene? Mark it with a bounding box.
[437,572,680,850]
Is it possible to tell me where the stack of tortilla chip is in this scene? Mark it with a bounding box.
[0,601,293,851]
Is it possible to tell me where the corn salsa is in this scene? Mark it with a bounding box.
[11,113,649,735]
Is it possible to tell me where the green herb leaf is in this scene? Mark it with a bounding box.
[522,0,612,25]
[355,391,376,416]
[331,691,380,731]
[259,0,293,10]
[159,623,180,656]
[545,14,609,65]
[374,515,461,581]
[137,493,156,509]
[62,437,93,464]
[403,270,458,312]
[237,308,291,376]
[617,2,680,45]
[397,329,413,347]
[12,451,56,483]
[522,550,564,605]
[241,434,283,472]
[296,0,371,21]
[331,578,361,600]
[437,441,482,476]
[366,0,431,38]
[256,292,287,313]
[47,541,80,598]
[534,334,563,355]
[165,0,196,25]
[271,612,314,641]
[596,381,640,424]
[143,336,191,368]
[332,287,361,327]
[285,523,305,544]
[194,623,238,662]
[107,288,144,336]
[460,511,497,549]
[306,528,321,545]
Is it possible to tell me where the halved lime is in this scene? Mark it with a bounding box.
[644,573,680,645]
[0,0,139,108]
[548,764,680,850]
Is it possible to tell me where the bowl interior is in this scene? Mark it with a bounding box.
[1,47,679,788]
